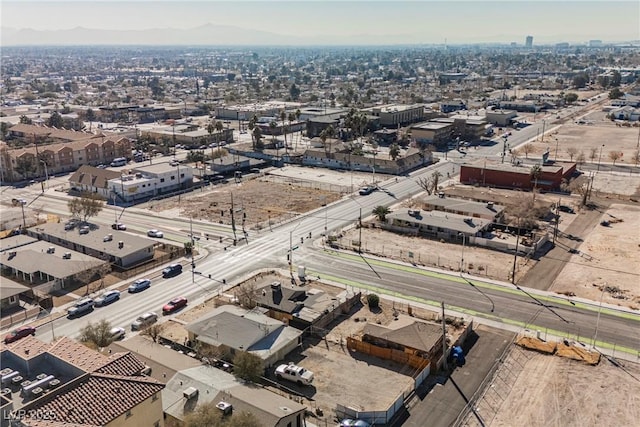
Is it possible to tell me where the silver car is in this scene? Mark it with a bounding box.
[110,327,125,340]
[131,312,158,331]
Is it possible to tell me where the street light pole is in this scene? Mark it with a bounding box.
[597,144,605,172]
[358,207,362,253]
[591,285,606,350]
[458,233,466,273]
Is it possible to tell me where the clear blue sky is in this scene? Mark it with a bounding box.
[2,1,638,44]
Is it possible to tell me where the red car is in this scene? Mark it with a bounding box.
[162,297,187,315]
[4,326,36,344]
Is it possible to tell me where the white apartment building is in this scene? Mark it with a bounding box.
[108,162,193,203]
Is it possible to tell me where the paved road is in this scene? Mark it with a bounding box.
[399,325,515,427]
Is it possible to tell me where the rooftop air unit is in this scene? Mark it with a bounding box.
[47,247,55,254]
[216,401,233,416]
[183,387,198,400]
[118,241,124,249]
[63,252,71,259]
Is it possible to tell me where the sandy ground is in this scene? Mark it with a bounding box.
[477,350,640,427]
[550,203,640,309]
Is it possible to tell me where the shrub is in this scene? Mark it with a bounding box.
[367,293,380,309]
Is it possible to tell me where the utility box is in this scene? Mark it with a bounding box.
[298,265,306,280]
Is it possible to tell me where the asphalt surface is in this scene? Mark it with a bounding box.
[397,325,515,427]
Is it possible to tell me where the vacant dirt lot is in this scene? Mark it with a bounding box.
[150,178,342,230]
[551,203,640,309]
[480,351,640,427]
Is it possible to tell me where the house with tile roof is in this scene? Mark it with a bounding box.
[1,336,165,427]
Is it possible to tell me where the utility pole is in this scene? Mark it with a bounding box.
[441,301,448,371]
[230,192,237,244]
[190,217,195,284]
[20,202,26,228]
[358,207,362,254]
[512,226,520,284]
[541,120,546,143]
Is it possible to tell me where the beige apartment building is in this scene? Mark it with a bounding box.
[0,135,131,182]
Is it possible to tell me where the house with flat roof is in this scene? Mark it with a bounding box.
[108,162,193,203]
[419,194,505,222]
[1,336,164,427]
[162,365,306,426]
[410,122,452,146]
[384,209,492,240]
[185,305,303,368]
[26,222,155,268]
[1,239,107,292]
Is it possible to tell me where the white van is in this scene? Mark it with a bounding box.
[110,157,127,167]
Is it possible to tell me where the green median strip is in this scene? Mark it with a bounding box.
[309,268,638,357]
[322,249,640,321]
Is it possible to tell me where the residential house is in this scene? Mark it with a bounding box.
[610,106,640,121]
[384,209,492,240]
[69,165,121,199]
[26,222,155,268]
[1,336,164,427]
[162,365,306,427]
[185,305,303,368]
[419,194,505,222]
[0,277,32,313]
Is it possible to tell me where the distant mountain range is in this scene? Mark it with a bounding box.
[2,24,637,47]
[1,24,426,46]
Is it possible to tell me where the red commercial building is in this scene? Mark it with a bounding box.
[460,161,576,191]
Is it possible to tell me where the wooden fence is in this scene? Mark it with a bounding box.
[346,337,429,371]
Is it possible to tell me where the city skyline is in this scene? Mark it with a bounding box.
[2,1,639,46]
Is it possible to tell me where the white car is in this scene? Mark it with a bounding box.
[110,327,125,340]
[274,362,314,386]
[147,229,164,238]
[131,312,158,331]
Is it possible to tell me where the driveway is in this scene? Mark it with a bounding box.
[397,325,515,427]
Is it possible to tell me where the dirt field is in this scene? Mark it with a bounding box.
[149,178,342,230]
[478,350,640,427]
[551,203,640,309]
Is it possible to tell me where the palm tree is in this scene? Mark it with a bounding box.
[288,112,297,150]
[279,110,288,155]
[389,143,401,161]
[372,205,390,222]
[530,164,542,200]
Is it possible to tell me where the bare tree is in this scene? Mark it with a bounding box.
[608,150,622,165]
[79,319,114,349]
[576,150,586,166]
[141,323,165,343]
[568,176,591,207]
[236,282,259,309]
[416,171,443,195]
[589,147,599,163]
[632,149,640,166]
[566,147,578,161]
[521,144,533,159]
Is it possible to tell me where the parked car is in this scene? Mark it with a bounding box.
[558,205,575,214]
[162,264,183,278]
[128,278,151,293]
[109,327,126,340]
[274,362,314,386]
[339,419,371,427]
[162,297,188,315]
[4,326,36,344]
[67,298,95,318]
[358,186,376,196]
[94,290,121,307]
[79,226,90,234]
[11,198,27,206]
[131,312,158,331]
[147,229,164,238]
[96,164,107,169]
[111,223,126,230]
